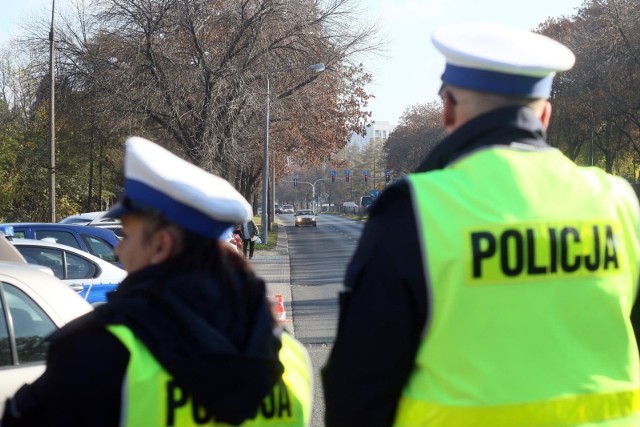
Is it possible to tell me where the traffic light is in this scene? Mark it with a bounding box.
[331,175,335,183]
[385,174,391,183]
[293,178,297,186]
[345,174,350,182]
[364,175,368,183]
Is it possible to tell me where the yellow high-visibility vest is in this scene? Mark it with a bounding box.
[395,145,640,427]
[108,324,312,426]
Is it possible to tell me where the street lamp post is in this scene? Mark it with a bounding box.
[261,63,325,244]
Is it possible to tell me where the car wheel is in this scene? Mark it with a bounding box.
[295,224,299,227]
[313,223,317,227]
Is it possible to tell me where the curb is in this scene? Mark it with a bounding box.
[250,218,294,335]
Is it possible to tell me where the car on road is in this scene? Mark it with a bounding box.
[275,204,283,214]
[294,210,317,227]
[359,196,374,209]
[0,223,121,268]
[11,239,127,305]
[342,201,358,214]
[0,238,93,415]
[282,205,295,214]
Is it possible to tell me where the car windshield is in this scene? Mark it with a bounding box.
[298,210,314,215]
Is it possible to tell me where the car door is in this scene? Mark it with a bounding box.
[0,281,57,407]
[14,246,101,302]
[33,228,121,268]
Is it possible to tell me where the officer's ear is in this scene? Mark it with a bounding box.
[149,227,180,264]
[539,100,552,130]
[442,91,457,131]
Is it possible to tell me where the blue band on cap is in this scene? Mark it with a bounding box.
[124,178,234,239]
[442,64,554,98]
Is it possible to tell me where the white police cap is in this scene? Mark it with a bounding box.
[432,23,575,98]
[107,137,252,239]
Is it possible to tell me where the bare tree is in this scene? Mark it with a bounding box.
[42,0,381,204]
[541,0,640,173]
[384,102,445,175]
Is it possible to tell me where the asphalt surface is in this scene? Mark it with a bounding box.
[249,217,327,427]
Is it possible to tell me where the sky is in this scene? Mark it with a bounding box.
[0,0,586,126]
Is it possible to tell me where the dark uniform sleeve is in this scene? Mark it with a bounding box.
[2,327,129,427]
[322,182,428,427]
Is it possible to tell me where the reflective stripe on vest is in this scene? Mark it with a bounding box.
[108,324,312,426]
[396,145,640,426]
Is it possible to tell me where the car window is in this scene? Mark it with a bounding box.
[17,247,64,279]
[34,230,80,249]
[0,282,56,364]
[66,252,97,279]
[16,246,98,280]
[12,231,26,239]
[80,235,117,263]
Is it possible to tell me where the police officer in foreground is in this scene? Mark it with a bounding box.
[322,23,640,426]
[2,137,312,426]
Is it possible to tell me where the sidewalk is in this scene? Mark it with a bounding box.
[248,218,294,334]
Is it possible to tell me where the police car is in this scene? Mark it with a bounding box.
[11,239,126,305]
[0,223,122,268]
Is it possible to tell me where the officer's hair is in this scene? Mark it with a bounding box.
[139,211,272,334]
[448,84,548,116]
[140,210,246,270]
[141,212,173,240]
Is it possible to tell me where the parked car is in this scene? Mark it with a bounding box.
[11,239,127,305]
[60,211,123,239]
[0,237,93,415]
[275,204,283,214]
[282,205,295,214]
[294,210,317,227]
[59,211,105,225]
[0,223,121,268]
[87,220,123,239]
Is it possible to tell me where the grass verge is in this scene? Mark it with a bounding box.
[254,217,278,251]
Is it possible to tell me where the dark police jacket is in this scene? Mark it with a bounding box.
[321,106,640,427]
[2,252,283,427]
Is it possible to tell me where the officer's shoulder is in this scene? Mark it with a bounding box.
[368,179,412,217]
[48,310,105,344]
[48,302,124,345]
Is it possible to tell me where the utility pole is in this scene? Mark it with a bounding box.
[261,75,269,244]
[49,0,56,222]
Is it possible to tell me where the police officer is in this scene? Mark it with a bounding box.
[3,137,311,426]
[322,24,640,426]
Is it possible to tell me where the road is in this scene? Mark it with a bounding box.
[278,213,364,427]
